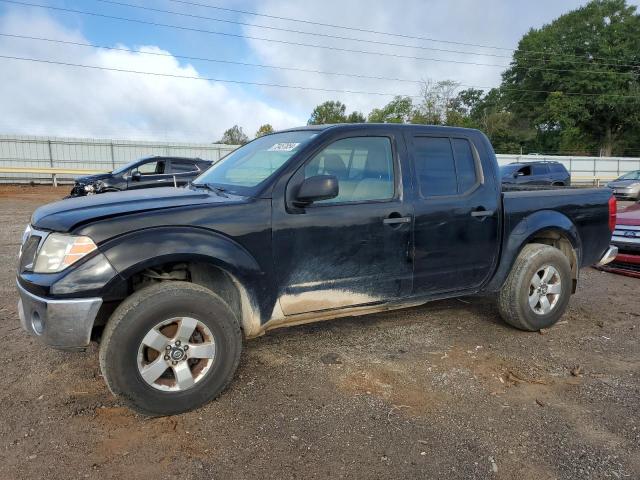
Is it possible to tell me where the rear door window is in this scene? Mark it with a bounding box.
[170,160,199,173]
[532,164,549,176]
[413,137,479,197]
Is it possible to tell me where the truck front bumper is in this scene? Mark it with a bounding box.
[17,281,102,350]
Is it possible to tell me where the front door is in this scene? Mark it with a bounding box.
[273,133,413,315]
[410,134,500,294]
[128,159,173,189]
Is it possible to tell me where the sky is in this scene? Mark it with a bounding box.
[0,0,638,142]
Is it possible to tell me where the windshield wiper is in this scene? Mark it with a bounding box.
[193,182,229,197]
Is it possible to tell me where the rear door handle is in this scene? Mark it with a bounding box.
[470,210,494,218]
[383,216,412,225]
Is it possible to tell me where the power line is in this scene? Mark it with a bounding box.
[164,0,640,68]
[1,53,639,102]
[2,0,637,78]
[0,53,423,97]
[4,33,640,99]
[0,32,424,85]
[94,0,518,61]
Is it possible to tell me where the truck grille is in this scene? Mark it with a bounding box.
[611,225,640,251]
[19,234,41,271]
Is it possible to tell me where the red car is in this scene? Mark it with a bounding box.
[602,203,640,278]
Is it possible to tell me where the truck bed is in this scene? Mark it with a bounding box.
[501,186,613,268]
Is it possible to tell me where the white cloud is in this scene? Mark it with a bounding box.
[242,0,620,115]
[0,9,304,141]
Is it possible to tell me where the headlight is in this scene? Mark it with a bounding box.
[21,224,32,245]
[33,234,97,273]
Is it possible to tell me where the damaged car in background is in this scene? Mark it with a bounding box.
[598,202,640,278]
[69,156,212,197]
[17,124,617,416]
[607,170,640,201]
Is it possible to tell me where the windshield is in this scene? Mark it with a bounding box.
[193,131,317,195]
[617,170,640,181]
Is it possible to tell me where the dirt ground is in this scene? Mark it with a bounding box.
[0,186,638,480]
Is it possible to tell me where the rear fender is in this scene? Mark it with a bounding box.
[484,210,581,292]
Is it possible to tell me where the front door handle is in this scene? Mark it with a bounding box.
[470,209,494,218]
[383,216,412,225]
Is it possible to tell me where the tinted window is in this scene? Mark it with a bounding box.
[413,137,457,196]
[171,160,198,173]
[452,138,477,192]
[304,137,394,204]
[549,163,567,173]
[532,164,549,175]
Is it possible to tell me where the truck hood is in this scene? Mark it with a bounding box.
[618,203,640,226]
[31,186,244,232]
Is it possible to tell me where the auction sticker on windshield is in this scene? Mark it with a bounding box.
[268,143,300,152]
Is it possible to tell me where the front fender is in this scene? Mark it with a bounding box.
[483,210,581,292]
[100,226,264,284]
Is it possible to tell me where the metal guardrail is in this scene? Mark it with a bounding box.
[0,166,107,187]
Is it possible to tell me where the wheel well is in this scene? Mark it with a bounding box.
[136,261,241,322]
[527,229,578,292]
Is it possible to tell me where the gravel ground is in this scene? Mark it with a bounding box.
[0,186,638,480]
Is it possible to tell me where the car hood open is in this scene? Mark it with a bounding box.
[31,186,244,232]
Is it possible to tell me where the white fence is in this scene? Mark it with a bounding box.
[0,135,238,184]
[0,134,639,185]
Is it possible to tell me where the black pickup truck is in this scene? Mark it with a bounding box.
[16,124,618,416]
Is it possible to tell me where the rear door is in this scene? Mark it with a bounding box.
[409,134,500,294]
[272,130,413,315]
[530,164,551,184]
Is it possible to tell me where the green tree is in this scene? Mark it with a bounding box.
[308,101,347,124]
[368,96,414,123]
[501,0,640,156]
[217,125,249,145]
[255,124,274,138]
[346,111,366,123]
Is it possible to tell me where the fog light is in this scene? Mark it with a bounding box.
[31,310,44,335]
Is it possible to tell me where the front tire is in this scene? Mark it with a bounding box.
[497,243,572,331]
[99,282,242,416]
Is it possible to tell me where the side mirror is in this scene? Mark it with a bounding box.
[515,171,525,177]
[131,171,142,181]
[295,175,339,205]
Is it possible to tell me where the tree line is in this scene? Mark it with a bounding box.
[217,0,640,157]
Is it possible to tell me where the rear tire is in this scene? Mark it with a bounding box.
[99,281,242,416]
[497,243,572,331]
